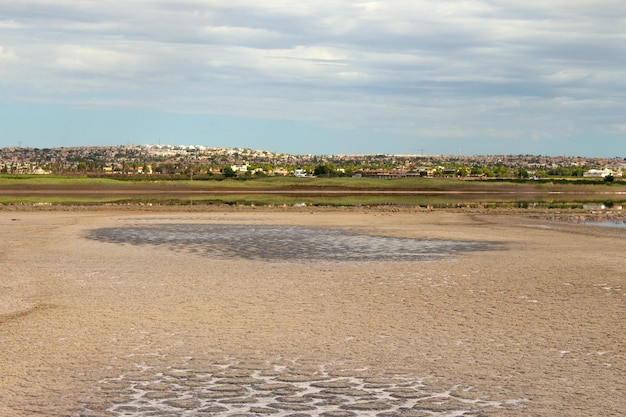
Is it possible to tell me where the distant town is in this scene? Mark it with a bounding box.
[1,144,624,180]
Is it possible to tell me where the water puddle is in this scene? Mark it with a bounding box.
[584,221,626,228]
[87,224,497,262]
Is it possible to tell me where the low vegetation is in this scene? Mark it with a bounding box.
[0,174,623,208]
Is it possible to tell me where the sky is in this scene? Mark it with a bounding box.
[1,0,625,157]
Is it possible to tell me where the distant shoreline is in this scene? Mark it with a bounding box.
[2,201,625,227]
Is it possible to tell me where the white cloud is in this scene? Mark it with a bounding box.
[1,0,625,154]
[610,124,626,134]
[544,70,591,84]
[50,45,145,72]
[0,45,18,61]
[0,19,24,29]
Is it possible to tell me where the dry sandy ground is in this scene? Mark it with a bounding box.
[0,207,624,416]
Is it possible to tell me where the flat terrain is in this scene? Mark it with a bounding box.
[1,207,624,416]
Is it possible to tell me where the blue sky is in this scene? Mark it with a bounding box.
[1,1,625,157]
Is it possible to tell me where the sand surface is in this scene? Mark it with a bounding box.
[1,207,624,416]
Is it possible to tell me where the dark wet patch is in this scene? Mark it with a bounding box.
[86,224,498,262]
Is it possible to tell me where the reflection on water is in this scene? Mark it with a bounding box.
[87,224,497,262]
[584,221,626,228]
[582,203,624,210]
[425,200,625,210]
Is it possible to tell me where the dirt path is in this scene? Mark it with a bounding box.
[1,208,624,416]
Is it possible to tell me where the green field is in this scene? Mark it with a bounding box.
[0,175,624,208]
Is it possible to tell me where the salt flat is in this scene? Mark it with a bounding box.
[1,207,624,416]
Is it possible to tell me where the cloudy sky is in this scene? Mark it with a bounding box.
[1,1,625,156]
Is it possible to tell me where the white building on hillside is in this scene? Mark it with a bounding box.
[583,168,613,178]
[231,164,249,173]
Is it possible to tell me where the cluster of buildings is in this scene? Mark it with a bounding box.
[0,144,624,179]
[582,168,616,178]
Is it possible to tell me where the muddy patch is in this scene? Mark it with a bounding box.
[86,224,497,262]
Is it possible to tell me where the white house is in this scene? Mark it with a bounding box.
[583,168,613,178]
[231,164,249,173]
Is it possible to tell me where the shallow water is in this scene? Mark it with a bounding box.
[87,224,496,262]
[584,221,626,228]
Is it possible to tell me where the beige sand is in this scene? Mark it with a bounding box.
[1,207,624,416]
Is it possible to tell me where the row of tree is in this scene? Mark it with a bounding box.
[1,159,619,180]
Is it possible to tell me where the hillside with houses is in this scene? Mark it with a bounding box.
[1,144,624,180]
